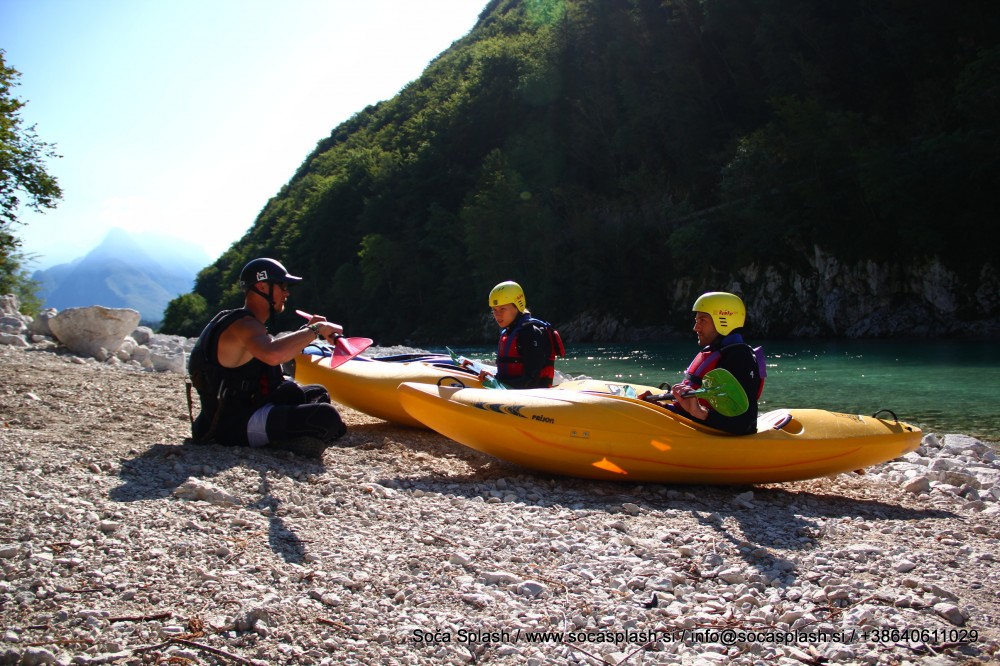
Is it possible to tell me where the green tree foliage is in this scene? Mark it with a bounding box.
[1,50,62,301]
[164,0,1000,342]
[160,292,209,338]
[0,247,42,315]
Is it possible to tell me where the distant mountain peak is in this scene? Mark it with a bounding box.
[31,229,211,324]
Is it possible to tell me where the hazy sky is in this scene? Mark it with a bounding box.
[2,0,485,268]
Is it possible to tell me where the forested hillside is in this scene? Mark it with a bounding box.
[163,0,1000,343]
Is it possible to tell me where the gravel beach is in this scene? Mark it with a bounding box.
[1,343,999,665]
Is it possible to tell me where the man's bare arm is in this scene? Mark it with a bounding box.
[219,318,316,368]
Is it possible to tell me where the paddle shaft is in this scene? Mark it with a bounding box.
[295,310,374,368]
[641,367,749,417]
[645,391,696,403]
[295,309,342,340]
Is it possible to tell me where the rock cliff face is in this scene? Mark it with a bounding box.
[561,252,999,342]
[739,251,999,338]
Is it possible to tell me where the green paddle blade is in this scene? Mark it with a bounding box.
[687,368,750,417]
[481,375,507,390]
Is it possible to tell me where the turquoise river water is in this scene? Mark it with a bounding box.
[443,339,1000,443]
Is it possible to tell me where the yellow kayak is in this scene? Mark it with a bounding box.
[294,352,488,428]
[397,381,923,484]
[294,350,650,428]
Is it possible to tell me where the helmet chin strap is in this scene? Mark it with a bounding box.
[249,283,278,325]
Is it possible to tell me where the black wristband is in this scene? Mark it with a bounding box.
[305,323,323,340]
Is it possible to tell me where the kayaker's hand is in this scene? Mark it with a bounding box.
[672,385,709,420]
[307,319,344,343]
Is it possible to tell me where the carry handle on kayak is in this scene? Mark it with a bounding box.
[639,368,750,417]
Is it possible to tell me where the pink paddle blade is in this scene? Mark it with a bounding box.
[294,309,371,368]
[327,336,374,370]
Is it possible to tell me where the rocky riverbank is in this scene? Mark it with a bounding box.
[1,337,999,664]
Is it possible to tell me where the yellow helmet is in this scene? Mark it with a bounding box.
[692,292,745,335]
[488,281,526,313]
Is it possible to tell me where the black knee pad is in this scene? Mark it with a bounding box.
[301,384,332,405]
[306,404,346,441]
[271,381,307,406]
[267,402,346,443]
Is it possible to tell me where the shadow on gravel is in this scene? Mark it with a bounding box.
[685,487,959,585]
[390,464,958,585]
[109,441,325,564]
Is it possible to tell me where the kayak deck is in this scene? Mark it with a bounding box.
[294,352,485,427]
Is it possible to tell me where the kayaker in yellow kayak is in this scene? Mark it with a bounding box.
[651,292,765,435]
[484,281,565,389]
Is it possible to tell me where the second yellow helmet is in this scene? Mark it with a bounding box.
[488,281,527,313]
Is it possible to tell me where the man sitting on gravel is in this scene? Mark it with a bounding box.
[186,258,347,458]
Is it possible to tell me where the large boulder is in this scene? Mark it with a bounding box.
[48,306,142,357]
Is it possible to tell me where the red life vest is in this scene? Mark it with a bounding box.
[497,315,565,388]
[683,335,766,400]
